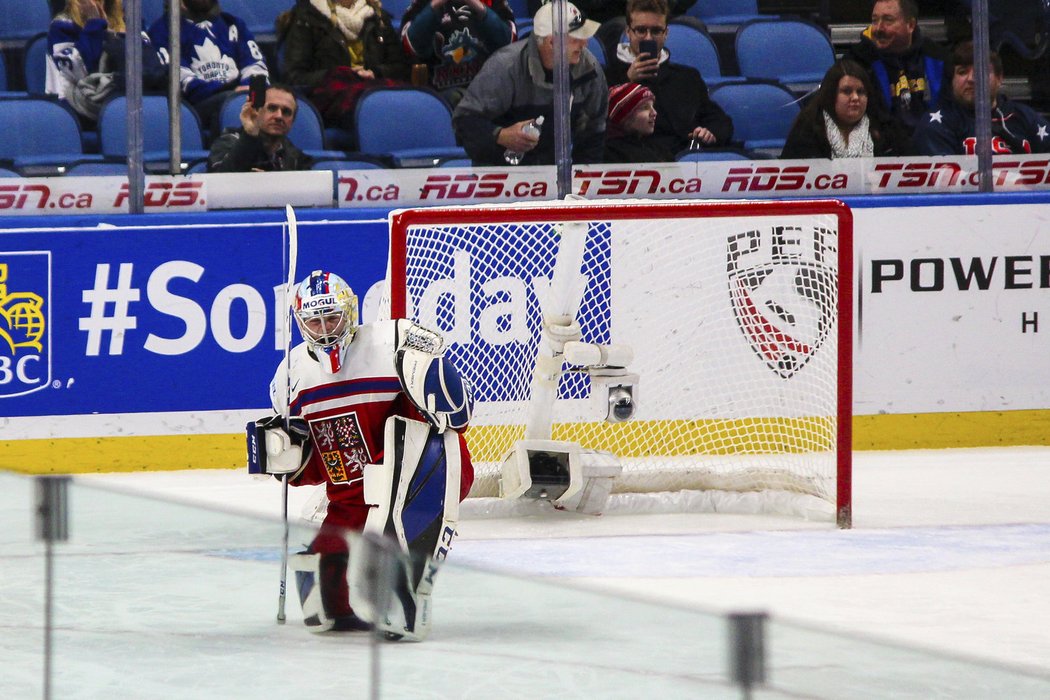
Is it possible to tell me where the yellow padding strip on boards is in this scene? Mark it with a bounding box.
[852,410,1050,450]
[3,410,1048,475]
[1,434,246,474]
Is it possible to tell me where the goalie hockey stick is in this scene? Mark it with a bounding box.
[277,204,299,624]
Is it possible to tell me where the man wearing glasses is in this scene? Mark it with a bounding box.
[604,0,733,156]
[208,85,315,172]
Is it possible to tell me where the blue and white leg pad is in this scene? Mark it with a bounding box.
[348,416,461,641]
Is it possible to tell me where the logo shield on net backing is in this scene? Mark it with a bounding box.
[727,249,837,380]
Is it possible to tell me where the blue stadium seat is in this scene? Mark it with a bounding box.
[217,92,346,160]
[675,148,749,162]
[311,158,385,172]
[710,81,800,156]
[219,0,292,39]
[684,0,763,26]
[353,87,467,167]
[587,35,605,66]
[0,49,20,97]
[24,32,48,95]
[735,19,835,94]
[506,0,531,35]
[97,96,210,164]
[0,166,21,178]
[0,0,52,43]
[142,0,166,28]
[381,0,414,29]
[0,97,100,173]
[664,20,741,88]
[64,161,134,176]
[437,157,473,167]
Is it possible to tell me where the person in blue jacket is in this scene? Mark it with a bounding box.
[912,41,1050,156]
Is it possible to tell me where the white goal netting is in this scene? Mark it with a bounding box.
[388,200,853,525]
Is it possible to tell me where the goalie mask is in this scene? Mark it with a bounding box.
[293,270,359,374]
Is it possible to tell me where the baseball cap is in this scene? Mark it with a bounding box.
[532,2,599,39]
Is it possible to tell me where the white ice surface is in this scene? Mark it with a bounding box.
[3,446,1049,698]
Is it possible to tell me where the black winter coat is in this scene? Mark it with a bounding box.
[781,112,912,159]
[604,51,732,157]
[277,0,410,90]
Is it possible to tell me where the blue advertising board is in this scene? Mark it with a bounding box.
[0,212,390,419]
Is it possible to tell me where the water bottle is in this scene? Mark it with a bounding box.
[504,116,545,165]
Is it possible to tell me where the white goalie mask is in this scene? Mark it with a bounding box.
[293,270,359,374]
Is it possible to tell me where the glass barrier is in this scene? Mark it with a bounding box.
[3,470,1049,698]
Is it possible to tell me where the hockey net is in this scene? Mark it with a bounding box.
[387,199,853,526]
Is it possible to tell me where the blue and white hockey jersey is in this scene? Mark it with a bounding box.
[147,11,268,105]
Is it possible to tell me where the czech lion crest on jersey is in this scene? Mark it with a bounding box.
[727,228,837,379]
[310,411,371,484]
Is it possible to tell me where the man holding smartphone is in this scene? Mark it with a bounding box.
[603,0,733,157]
[208,84,314,172]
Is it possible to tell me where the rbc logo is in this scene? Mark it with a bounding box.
[0,255,51,397]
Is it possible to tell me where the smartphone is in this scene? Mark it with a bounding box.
[639,39,658,59]
[249,75,268,109]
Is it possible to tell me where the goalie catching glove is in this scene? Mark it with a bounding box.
[394,320,473,433]
[246,414,311,476]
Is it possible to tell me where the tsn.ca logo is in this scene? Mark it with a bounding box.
[726,226,837,379]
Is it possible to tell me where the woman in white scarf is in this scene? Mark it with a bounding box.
[278,0,410,128]
[782,60,911,159]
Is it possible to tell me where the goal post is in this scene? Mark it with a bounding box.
[388,199,853,528]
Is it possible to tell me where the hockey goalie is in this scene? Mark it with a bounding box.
[246,269,474,640]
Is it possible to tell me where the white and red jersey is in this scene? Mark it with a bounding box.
[270,320,472,529]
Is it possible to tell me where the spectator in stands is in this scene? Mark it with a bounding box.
[452,1,607,165]
[603,0,732,157]
[781,60,911,159]
[47,0,166,121]
[603,82,674,162]
[148,0,270,135]
[912,41,1050,155]
[207,84,314,172]
[399,0,517,108]
[277,0,410,134]
[843,0,948,134]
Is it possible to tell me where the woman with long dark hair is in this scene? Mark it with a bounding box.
[781,59,911,159]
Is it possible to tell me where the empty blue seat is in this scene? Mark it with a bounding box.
[311,158,385,172]
[23,33,49,95]
[0,0,52,43]
[675,148,749,162]
[97,96,210,164]
[0,97,99,173]
[587,35,605,66]
[685,0,763,26]
[219,0,294,38]
[64,161,134,176]
[664,20,740,87]
[710,81,800,155]
[353,87,467,167]
[0,167,21,178]
[735,19,835,93]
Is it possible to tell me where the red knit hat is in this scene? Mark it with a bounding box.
[607,83,655,136]
[608,83,655,128]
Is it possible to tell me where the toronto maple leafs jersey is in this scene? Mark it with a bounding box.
[148,11,268,105]
[269,320,473,524]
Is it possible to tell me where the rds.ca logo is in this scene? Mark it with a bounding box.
[0,255,51,397]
